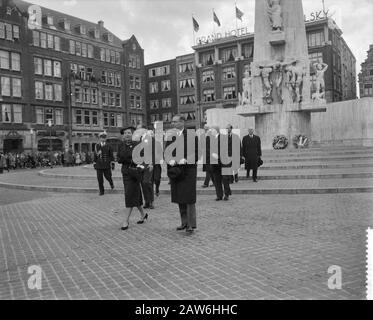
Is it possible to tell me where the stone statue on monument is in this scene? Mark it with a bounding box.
[259,65,274,104]
[273,61,284,104]
[313,62,328,101]
[267,0,283,31]
[285,60,306,103]
[239,66,253,105]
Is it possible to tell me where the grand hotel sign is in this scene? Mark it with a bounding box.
[195,10,329,45]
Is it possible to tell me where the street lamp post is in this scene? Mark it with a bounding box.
[47,119,53,152]
[30,128,34,153]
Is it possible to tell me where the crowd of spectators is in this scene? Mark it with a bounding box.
[0,150,95,173]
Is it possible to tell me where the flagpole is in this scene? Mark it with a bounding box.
[212,8,215,37]
[235,1,238,31]
[192,14,196,46]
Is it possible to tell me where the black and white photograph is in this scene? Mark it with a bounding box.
[0,0,373,304]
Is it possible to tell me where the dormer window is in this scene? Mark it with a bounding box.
[61,19,70,31]
[107,33,113,43]
[79,24,87,35]
[47,15,53,25]
[94,28,100,39]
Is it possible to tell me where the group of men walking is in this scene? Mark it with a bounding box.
[91,115,261,234]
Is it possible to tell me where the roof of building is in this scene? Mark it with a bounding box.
[12,0,125,47]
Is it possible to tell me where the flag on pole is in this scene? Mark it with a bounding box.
[213,11,221,27]
[192,17,199,32]
[236,6,244,21]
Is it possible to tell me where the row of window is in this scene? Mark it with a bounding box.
[36,107,64,125]
[130,114,144,127]
[179,78,195,89]
[0,21,19,41]
[129,75,141,90]
[75,110,124,128]
[1,76,22,97]
[148,65,170,78]
[201,67,237,83]
[33,31,61,51]
[149,80,171,93]
[149,98,172,110]
[308,31,325,48]
[69,40,94,58]
[129,94,142,109]
[99,48,121,65]
[199,44,253,66]
[70,63,121,86]
[129,54,141,69]
[0,50,20,71]
[150,112,173,123]
[1,104,22,123]
[34,57,61,78]
[178,62,194,73]
[73,87,121,107]
[202,87,237,102]
[180,95,196,105]
[35,81,63,101]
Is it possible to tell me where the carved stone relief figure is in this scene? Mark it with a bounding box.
[272,61,284,104]
[313,62,328,100]
[260,66,274,104]
[241,66,253,105]
[267,0,282,31]
[285,60,306,103]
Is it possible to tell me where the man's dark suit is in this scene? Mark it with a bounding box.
[94,142,114,194]
[166,129,200,230]
[242,134,262,181]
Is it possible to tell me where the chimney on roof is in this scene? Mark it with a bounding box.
[98,20,104,28]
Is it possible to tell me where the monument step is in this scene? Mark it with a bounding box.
[2,177,373,195]
[261,149,373,158]
[262,154,373,163]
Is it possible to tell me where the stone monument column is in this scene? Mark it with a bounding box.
[236,0,326,149]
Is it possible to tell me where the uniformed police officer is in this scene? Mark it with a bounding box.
[93,132,115,195]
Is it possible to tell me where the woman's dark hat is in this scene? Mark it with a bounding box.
[120,126,136,134]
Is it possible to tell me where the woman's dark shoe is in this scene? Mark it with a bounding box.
[176,225,187,231]
[215,197,222,201]
[137,213,148,224]
[120,224,129,231]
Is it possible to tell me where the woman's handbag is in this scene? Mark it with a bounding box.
[258,157,264,167]
[167,166,184,181]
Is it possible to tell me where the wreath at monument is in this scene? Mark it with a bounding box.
[293,135,310,149]
[272,135,288,150]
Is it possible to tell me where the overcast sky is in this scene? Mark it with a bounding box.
[29,0,373,72]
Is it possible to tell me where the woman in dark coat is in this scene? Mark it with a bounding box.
[117,126,147,230]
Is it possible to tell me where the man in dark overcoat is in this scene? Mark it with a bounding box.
[242,128,262,182]
[166,115,200,233]
[94,132,114,195]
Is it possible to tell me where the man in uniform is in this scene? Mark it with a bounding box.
[93,132,115,195]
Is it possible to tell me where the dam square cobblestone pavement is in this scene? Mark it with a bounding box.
[0,185,372,300]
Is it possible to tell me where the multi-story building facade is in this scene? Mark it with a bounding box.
[176,53,198,128]
[143,18,356,129]
[359,44,373,98]
[123,35,146,129]
[145,59,177,129]
[0,0,146,154]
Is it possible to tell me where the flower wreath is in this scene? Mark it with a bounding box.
[293,135,310,149]
[272,135,288,150]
